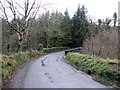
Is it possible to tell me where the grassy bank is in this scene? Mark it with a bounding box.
[1,47,68,79]
[64,53,120,86]
[1,50,44,78]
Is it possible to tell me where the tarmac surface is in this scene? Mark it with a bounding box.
[9,51,109,88]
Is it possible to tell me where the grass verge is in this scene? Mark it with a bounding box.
[1,47,68,79]
[1,50,43,78]
[64,53,120,87]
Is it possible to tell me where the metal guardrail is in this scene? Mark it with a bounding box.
[65,47,82,55]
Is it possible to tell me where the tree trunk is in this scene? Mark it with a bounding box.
[17,30,29,52]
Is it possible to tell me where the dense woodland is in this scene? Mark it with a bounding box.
[1,5,90,54]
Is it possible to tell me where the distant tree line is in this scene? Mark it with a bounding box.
[97,12,117,26]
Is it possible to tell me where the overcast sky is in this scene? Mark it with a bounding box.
[44,0,119,20]
[0,0,119,21]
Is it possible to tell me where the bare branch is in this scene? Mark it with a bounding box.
[15,7,24,16]
[24,0,29,19]
[29,0,52,19]
[0,0,22,35]
[26,0,36,19]
[32,1,42,18]
[14,0,24,10]
[6,0,16,20]
[33,0,43,18]
[0,0,9,22]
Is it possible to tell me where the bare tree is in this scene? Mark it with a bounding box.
[0,0,49,51]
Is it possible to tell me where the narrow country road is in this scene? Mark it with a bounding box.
[9,51,109,88]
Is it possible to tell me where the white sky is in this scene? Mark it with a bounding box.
[0,0,119,21]
[44,0,119,20]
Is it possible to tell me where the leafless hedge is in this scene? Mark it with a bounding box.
[82,26,118,59]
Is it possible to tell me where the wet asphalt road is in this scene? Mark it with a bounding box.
[10,51,109,88]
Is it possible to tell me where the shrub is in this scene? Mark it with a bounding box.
[37,43,44,51]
